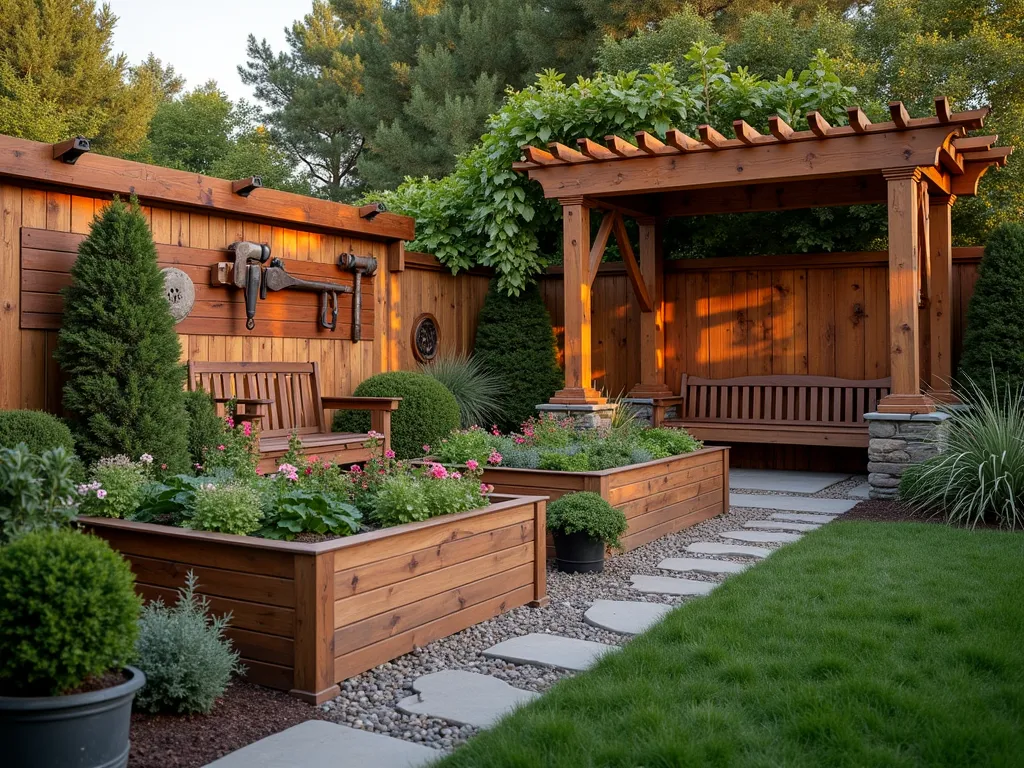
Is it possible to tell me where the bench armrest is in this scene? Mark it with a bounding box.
[211,396,275,406]
[321,396,402,412]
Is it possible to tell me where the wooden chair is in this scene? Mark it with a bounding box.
[660,374,891,448]
[187,362,401,472]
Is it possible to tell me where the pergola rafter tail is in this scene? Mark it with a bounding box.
[513,97,1012,415]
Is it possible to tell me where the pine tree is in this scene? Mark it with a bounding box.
[55,198,189,470]
[473,281,563,431]
[957,223,1024,393]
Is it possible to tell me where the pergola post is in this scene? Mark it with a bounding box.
[878,168,935,413]
[551,197,605,405]
[628,217,671,398]
[927,194,957,402]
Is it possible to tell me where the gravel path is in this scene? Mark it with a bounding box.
[318,474,865,751]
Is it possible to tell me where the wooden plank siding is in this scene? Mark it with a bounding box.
[83,494,547,704]
[541,249,984,400]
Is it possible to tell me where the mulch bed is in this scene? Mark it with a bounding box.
[130,681,324,768]
[839,499,942,524]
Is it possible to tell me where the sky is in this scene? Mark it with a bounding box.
[107,0,301,102]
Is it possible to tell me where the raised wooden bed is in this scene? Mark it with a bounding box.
[81,494,547,704]
[480,447,729,552]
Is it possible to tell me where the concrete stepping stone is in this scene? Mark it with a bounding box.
[203,720,436,768]
[396,670,538,728]
[630,575,716,596]
[687,542,771,559]
[657,557,749,575]
[730,493,858,514]
[848,481,872,499]
[744,520,820,533]
[729,469,851,493]
[771,512,838,524]
[584,600,673,635]
[721,530,802,544]
[483,633,617,671]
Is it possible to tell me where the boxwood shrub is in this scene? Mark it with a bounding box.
[0,410,76,455]
[547,491,628,549]
[0,529,141,696]
[333,371,460,459]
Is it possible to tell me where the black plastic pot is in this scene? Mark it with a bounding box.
[552,530,606,573]
[0,666,146,768]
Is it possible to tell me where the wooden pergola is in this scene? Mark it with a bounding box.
[514,98,1011,414]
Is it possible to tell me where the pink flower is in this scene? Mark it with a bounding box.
[480,483,494,494]
[225,415,235,428]
[384,449,396,459]
[451,471,462,480]
[194,463,203,470]
[242,422,253,437]
[256,468,265,476]
[308,455,320,463]
[217,445,226,451]
[368,430,384,439]
[429,463,448,479]
[514,436,526,444]
[160,463,167,470]
[277,463,299,482]
[487,450,503,465]
[422,444,431,454]
[96,489,107,500]
[465,459,479,471]
[491,424,500,436]
[304,467,313,475]
[350,464,363,474]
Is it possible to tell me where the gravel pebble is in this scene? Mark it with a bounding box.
[319,476,854,751]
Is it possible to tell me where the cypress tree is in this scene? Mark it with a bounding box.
[957,222,1024,393]
[473,281,563,431]
[55,197,189,470]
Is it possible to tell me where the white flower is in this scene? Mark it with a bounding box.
[139,453,154,464]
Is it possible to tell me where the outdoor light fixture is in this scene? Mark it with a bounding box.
[232,176,263,197]
[52,136,90,164]
[359,202,387,220]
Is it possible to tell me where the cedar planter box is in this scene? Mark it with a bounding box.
[480,447,729,552]
[81,494,547,705]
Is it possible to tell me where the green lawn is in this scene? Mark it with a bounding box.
[437,522,1024,768]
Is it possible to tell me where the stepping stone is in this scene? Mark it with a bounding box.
[721,530,802,544]
[203,720,436,768]
[744,520,820,533]
[848,481,872,499]
[584,600,673,635]
[771,512,838,524]
[687,542,771,559]
[729,469,851,493]
[730,493,858,514]
[657,557,749,575]
[396,670,538,728]
[483,633,617,671]
[630,575,716,596]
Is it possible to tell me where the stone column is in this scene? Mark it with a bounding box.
[864,411,950,499]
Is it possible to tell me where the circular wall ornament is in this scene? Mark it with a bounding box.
[412,313,439,362]
[161,267,195,323]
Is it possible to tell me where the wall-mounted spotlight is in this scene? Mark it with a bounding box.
[52,137,90,165]
[359,202,387,220]
[231,176,263,197]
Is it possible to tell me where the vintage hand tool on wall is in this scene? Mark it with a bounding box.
[262,258,353,332]
[228,241,271,330]
[338,253,378,342]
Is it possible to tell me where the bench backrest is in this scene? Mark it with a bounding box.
[680,374,891,426]
[188,361,327,437]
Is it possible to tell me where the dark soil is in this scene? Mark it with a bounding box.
[129,681,323,768]
[840,500,1013,531]
[65,670,128,695]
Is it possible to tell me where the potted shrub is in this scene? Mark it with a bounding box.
[0,444,145,768]
[547,491,627,573]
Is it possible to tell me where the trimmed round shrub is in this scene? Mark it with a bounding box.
[473,280,563,431]
[957,222,1024,393]
[0,529,141,696]
[332,371,460,459]
[183,389,225,468]
[547,491,628,549]
[134,571,244,714]
[0,409,75,455]
[55,196,189,471]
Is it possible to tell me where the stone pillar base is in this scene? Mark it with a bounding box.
[617,397,681,427]
[864,411,951,500]
[536,402,618,431]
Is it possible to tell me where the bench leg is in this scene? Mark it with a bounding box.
[370,410,392,456]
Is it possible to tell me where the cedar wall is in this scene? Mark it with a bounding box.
[0,184,490,413]
[541,250,983,399]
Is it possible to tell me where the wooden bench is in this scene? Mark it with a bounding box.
[188,362,400,471]
[660,374,891,448]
